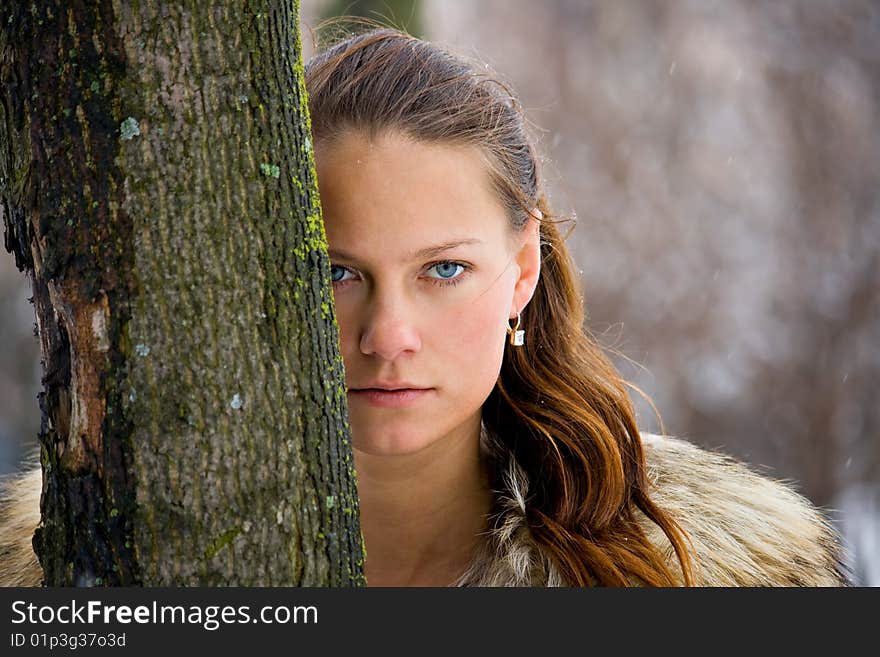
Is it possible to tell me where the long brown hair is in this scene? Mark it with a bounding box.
[305,25,696,586]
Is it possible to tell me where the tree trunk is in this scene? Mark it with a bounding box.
[0,1,364,586]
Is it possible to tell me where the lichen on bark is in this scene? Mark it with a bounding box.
[0,0,364,586]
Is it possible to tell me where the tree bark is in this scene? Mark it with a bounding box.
[0,0,364,586]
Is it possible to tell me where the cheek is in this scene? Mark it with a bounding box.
[332,298,505,351]
[443,300,505,354]
[329,274,514,379]
[437,285,510,379]
[332,302,359,355]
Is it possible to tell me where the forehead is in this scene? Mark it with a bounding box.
[314,130,512,262]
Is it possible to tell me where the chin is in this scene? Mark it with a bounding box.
[350,426,437,457]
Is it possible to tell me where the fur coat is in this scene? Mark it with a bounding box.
[0,433,849,587]
[456,433,849,586]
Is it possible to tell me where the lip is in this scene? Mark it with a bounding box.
[348,388,433,408]
[356,381,424,390]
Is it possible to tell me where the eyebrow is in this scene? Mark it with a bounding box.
[327,238,483,262]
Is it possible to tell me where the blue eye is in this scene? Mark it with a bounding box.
[429,262,464,279]
[330,261,470,289]
[330,265,354,283]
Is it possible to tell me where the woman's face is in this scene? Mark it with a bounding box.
[315,130,540,457]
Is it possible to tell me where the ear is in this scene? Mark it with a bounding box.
[510,211,542,318]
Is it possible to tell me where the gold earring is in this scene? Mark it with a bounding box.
[506,311,524,346]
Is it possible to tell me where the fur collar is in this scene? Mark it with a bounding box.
[455,432,850,586]
[1,434,850,587]
[0,465,42,587]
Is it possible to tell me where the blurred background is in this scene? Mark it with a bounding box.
[2,0,877,584]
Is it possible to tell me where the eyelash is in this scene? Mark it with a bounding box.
[330,260,471,289]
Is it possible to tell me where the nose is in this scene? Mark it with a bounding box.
[359,295,422,361]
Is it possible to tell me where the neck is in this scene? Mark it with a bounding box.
[354,417,492,586]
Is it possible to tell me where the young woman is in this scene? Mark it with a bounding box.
[1,27,849,587]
